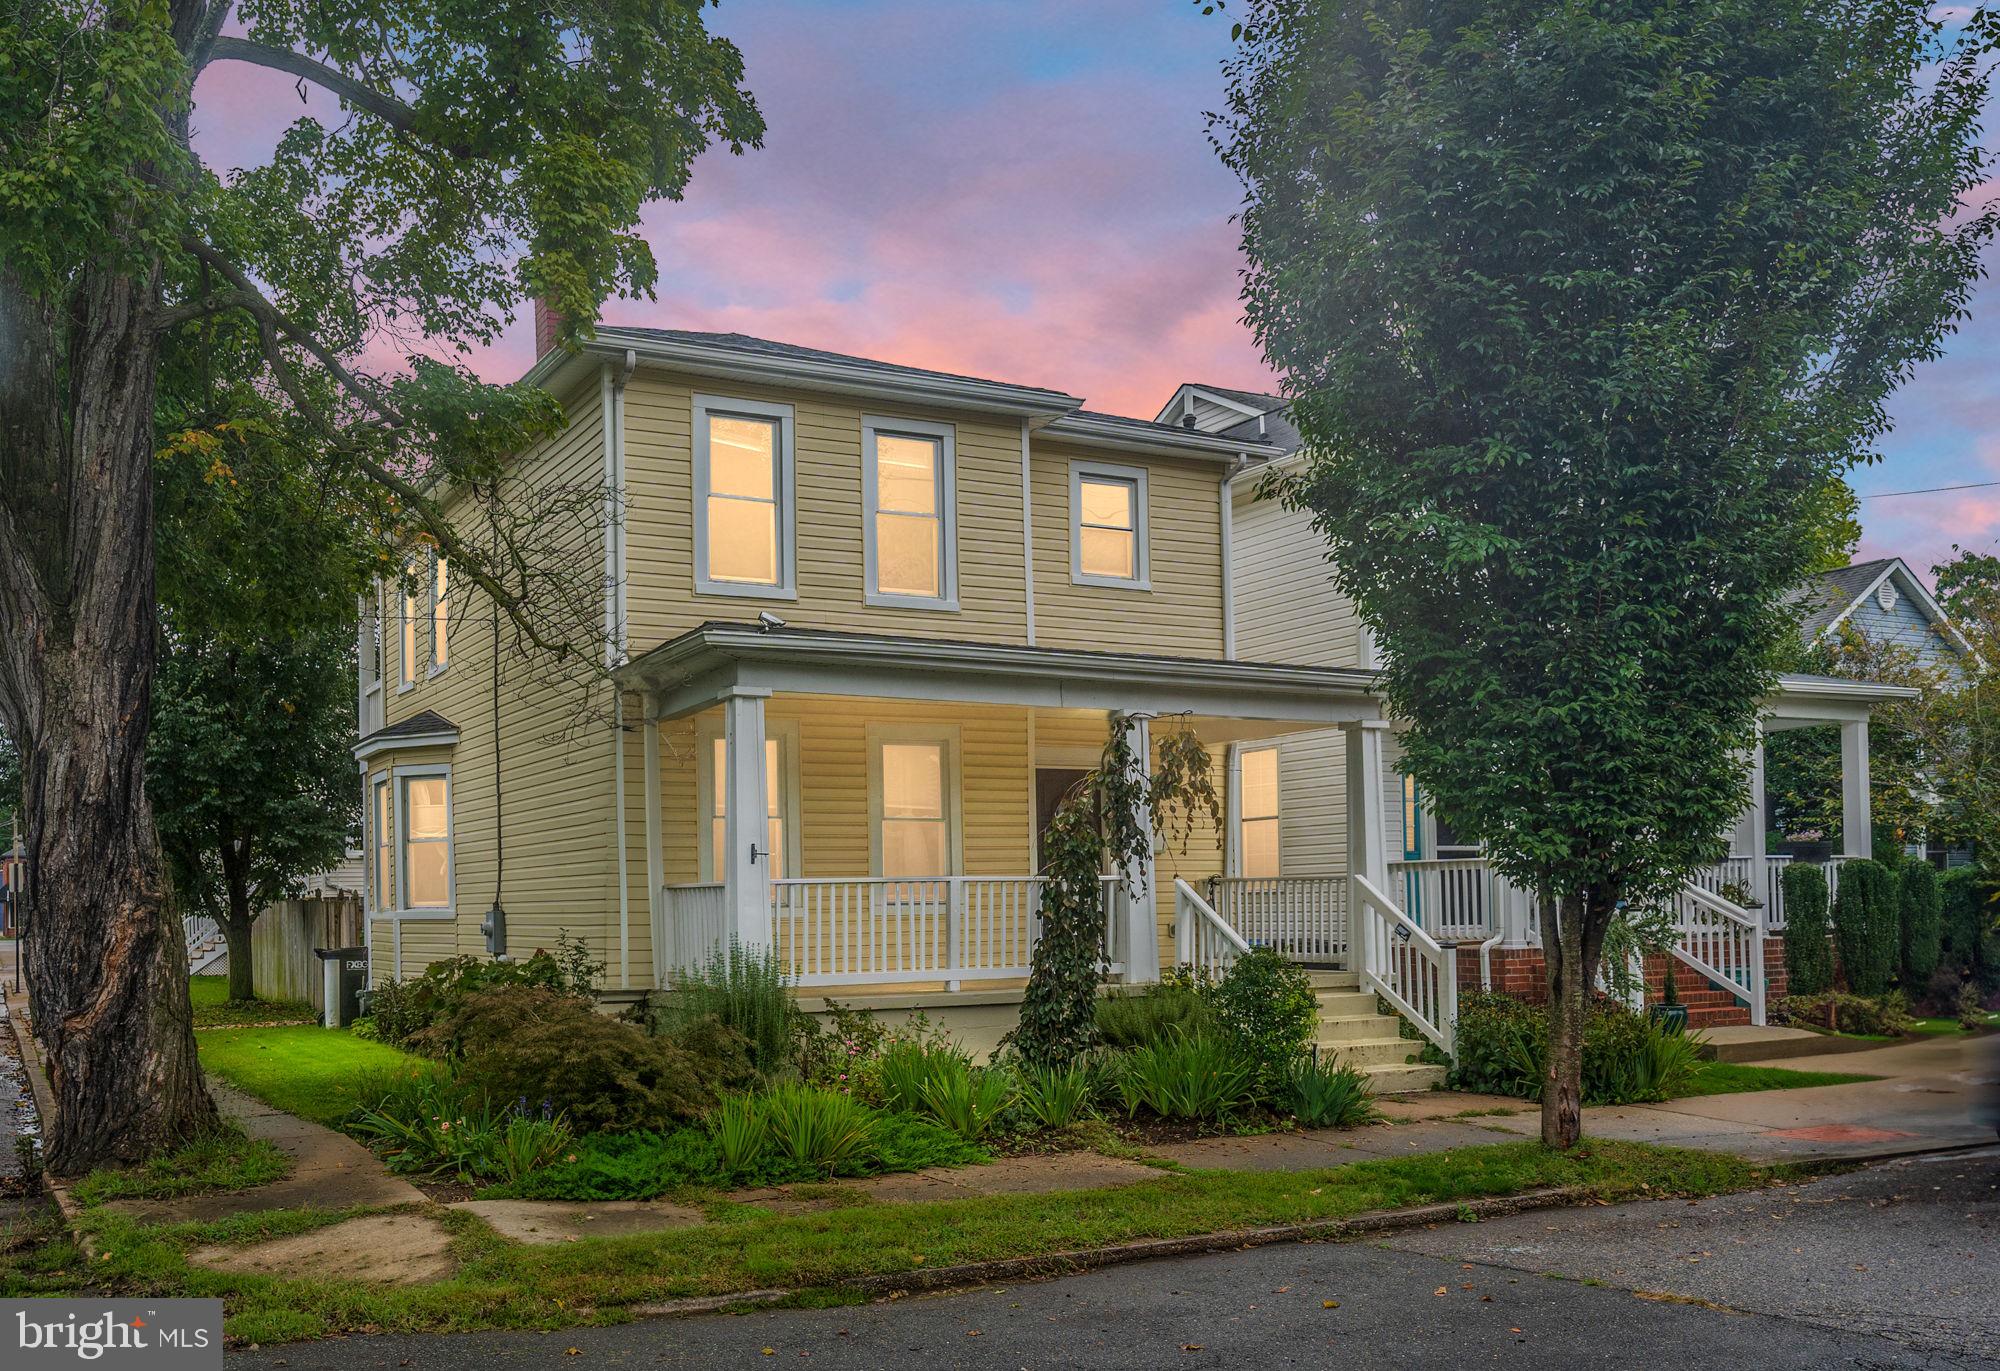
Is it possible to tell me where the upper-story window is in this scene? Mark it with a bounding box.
[399,561,419,689]
[1070,461,1149,589]
[429,552,449,673]
[693,394,796,599]
[863,417,957,610]
[361,591,383,693]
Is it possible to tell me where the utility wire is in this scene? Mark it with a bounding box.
[1857,480,2000,500]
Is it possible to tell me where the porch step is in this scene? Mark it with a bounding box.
[1360,1062,1448,1093]
[1303,970,1361,991]
[1317,1034,1423,1069]
[1313,990,1384,1018]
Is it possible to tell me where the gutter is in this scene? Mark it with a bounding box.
[606,349,636,991]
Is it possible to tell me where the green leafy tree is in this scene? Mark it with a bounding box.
[1782,863,1834,996]
[0,2,762,1171]
[1898,861,1944,984]
[1015,715,1220,1068]
[1213,0,1996,1145]
[1832,859,1899,994]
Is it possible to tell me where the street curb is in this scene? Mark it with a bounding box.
[3,988,91,1245]
[627,1185,1585,1320]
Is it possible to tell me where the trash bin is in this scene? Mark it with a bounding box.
[313,946,368,1028]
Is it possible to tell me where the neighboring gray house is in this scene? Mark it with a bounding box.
[1789,556,1977,674]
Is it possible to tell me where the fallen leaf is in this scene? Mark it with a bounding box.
[1434,1286,1448,1296]
[1180,1345,1205,1353]
[564,1350,581,1358]
[1322,1300,1339,1309]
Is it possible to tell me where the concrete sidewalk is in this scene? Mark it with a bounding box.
[1159,1033,1999,1172]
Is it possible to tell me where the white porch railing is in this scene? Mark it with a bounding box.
[658,883,728,977]
[1352,871,1457,1057]
[1204,875,1346,963]
[1176,877,1252,979]
[1668,880,1766,1025]
[184,914,219,957]
[1691,855,1857,934]
[1388,858,1496,942]
[767,875,1121,988]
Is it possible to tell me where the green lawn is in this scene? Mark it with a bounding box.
[197,1027,422,1127]
[70,1132,292,1208]
[189,976,317,1028]
[1679,1061,1879,1097]
[4,1140,1793,1345]
[1909,1013,2000,1036]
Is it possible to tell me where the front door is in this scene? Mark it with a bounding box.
[1034,768,1091,870]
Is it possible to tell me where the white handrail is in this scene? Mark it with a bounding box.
[1204,875,1347,963]
[1174,877,1250,979]
[1352,872,1457,1058]
[1668,880,1765,1026]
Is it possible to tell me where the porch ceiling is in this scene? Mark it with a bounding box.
[619,622,1384,726]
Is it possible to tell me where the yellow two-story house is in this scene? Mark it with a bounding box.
[353,326,1418,1061]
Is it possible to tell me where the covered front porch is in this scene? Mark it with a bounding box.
[618,623,1390,999]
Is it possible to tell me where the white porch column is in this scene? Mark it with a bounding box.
[642,711,665,985]
[1840,719,1872,860]
[1734,721,1771,926]
[722,688,773,953]
[1341,720,1393,890]
[1120,714,1161,984]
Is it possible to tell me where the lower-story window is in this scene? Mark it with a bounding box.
[1236,746,1280,877]
[871,728,959,878]
[370,773,393,912]
[400,771,452,910]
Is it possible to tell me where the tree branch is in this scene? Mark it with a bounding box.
[201,36,471,158]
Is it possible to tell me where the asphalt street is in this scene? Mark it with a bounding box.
[229,1146,2000,1371]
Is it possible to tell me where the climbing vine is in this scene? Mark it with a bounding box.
[1013,713,1221,1067]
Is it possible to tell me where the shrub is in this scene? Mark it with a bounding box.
[651,942,799,1078]
[1446,992,1703,1105]
[1772,990,1914,1037]
[363,934,603,1051]
[1781,863,1833,996]
[1832,859,1899,995]
[918,1064,1017,1142]
[347,1070,575,1185]
[1206,948,1320,1094]
[1094,979,1210,1049]
[763,1085,879,1176]
[1285,1056,1379,1129]
[793,1001,893,1089]
[1899,862,1943,984]
[1012,1059,1096,1129]
[1940,867,1997,985]
[450,988,742,1133]
[1115,1031,1258,1121]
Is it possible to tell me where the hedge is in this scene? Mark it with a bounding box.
[1781,862,1833,996]
[1898,861,1943,983]
[1832,859,1898,995]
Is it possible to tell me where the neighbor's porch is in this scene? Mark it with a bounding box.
[617,623,1388,998]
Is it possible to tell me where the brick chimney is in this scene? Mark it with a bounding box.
[533,297,565,358]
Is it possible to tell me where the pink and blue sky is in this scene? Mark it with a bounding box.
[194,0,1998,583]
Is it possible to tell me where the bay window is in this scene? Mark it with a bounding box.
[399,772,452,910]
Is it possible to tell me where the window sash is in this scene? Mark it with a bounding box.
[400,564,418,687]
[694,397,794,598]
[863,419,955,607]
[371,777,393,911]
[871,734,957,878]
[430,554,449,670]
[1070,463,1148,587]
[398,774,451,910]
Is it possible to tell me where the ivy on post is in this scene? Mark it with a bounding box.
[1014,712,1220,1069]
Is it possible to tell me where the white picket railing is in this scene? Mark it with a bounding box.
[658,883,728,978]
[183,914,219,957]
[768,875,1121,988]
[1352,871,1457,1057]
[1388,858,1497,941]
[1204,876,1346,963]
[1669,880,1765,1025]
[1175,877,1251,980]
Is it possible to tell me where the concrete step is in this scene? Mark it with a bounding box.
[1313,991,1385,1019]
[1318,1036,1420,1069]
[1316,1013,1404,1043]
[1361,1061,1447,1093]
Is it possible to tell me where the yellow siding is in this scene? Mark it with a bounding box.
[370,377,626,986]
[1031,440,1226,657]
[1232,481,1365,668]
[621,372,1031,648]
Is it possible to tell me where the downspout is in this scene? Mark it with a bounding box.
[607,350,636,990]
[1219,455,1251,659]
[1020,418,1036,646]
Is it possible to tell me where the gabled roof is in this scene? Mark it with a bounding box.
[1152,382,1303,455]
[1790,557,1975,659]
[354,709,459,760]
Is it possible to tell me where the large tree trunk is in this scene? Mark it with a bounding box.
[1540,889,1612,1149]
[0,265,218,1174]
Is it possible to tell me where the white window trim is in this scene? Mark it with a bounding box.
[1069,460,1150,590]
[367,770,393,917]
[397,564,419,694]
[694,716,802,882]
[426,551,449,679]
[692,393,797,600]
[392,763,455,919]
[1230,743,1281,878]
[866,723,963,878]
[861,415,958,611]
